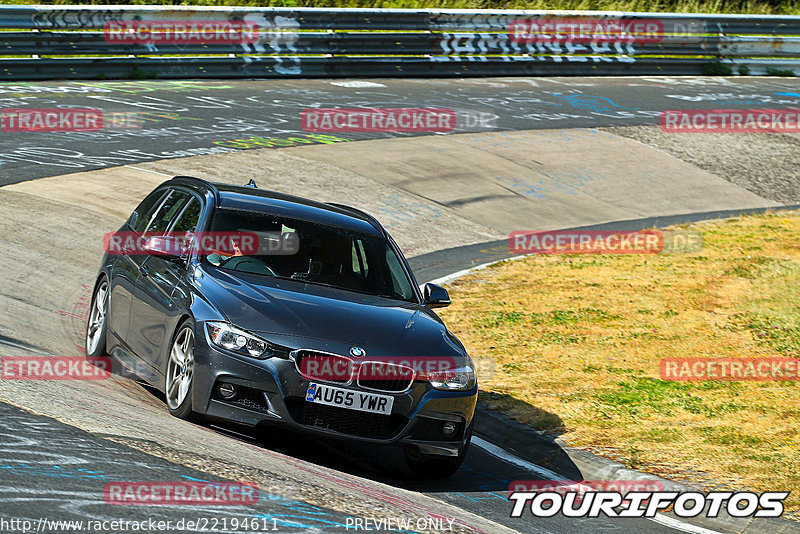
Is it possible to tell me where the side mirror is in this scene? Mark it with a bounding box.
[127,211,139,229]
[142,235,187,262]
[423,283,451,308]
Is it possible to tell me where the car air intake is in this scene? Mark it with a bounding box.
[284,397,408,440]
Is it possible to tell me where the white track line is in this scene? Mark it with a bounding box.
[649,514,724,534]
[471,437,724,534]
[123,165,172,177]
[425,254,529,287]
[472,436,563,480]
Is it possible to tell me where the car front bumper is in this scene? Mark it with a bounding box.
[191,325,477,456]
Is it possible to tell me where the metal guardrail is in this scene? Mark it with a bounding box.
[0,6,799,79]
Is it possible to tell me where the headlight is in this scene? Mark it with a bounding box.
[428,364,476,391]
[206,321,275,359]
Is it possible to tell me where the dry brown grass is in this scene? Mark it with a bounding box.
[439,210,800,513]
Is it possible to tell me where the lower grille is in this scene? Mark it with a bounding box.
[212,384,271,414]
[285,397,407,439]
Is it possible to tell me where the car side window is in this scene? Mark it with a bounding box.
[132,189,168,234]
[170,197,202,233]
[145,190,191,235]
[351,239,369,278]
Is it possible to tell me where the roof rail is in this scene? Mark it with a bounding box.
[169,175,220,203]
[327,202,385,235]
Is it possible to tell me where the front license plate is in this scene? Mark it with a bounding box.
[305,382,393,415]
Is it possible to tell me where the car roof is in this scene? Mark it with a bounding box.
[167,176,385,237]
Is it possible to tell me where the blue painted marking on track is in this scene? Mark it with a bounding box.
[180,474,359,531]
[0,463,110,480]
[554,94,640,113]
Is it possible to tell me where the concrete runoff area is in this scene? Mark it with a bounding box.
[118,128,775,246]
[290,129,779,226]
[0,127,785,533]
[600,125,800,205]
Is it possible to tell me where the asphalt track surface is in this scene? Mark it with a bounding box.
[2,76,800,185]
[0,400,684,534]
[0,402,353,532]
[1,77,799,534]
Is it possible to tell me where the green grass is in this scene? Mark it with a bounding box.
[440,210,800,513]
[4,0,800,15]
[594,377,750,417]
[479,307,621,329]
[480,310,526,327]
[736,259,800,356]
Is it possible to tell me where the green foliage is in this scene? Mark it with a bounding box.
[3,0,799,14]
[122,67,157,80]
[702,61,733,76]
[765,67,796,76]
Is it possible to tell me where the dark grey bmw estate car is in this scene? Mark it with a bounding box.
[86,176,477,477]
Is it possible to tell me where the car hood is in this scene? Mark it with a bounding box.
[196,265,465,357]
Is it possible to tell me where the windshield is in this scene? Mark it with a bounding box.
[203,208,418,303]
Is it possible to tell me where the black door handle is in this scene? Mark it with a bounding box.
[139,264,149,277]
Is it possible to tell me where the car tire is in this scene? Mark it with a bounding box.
[165,319,201,422]
[404,422,473,479]
[85,277,109,359]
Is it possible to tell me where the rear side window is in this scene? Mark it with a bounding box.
[170,197,202,233]
[351,239,369,277]
[131,189,168,234]
[145,190,191,235]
